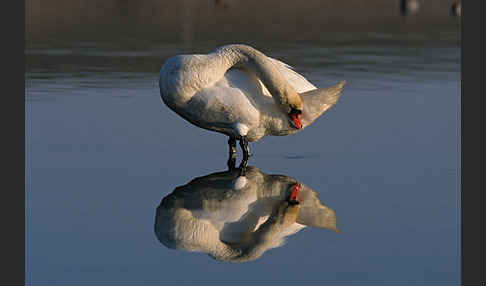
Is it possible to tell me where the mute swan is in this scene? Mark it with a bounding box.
[154,166,339,262]
[159,44,345,170]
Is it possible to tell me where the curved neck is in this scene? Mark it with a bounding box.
[215,44,298,108]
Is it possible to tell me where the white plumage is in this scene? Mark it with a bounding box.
[155,166,339,262]
[159,44,345,143]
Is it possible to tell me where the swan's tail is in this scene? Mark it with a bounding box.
[299,81,346,127]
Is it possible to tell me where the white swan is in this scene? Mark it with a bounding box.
[154,166,339,262]
[159,44,345,168]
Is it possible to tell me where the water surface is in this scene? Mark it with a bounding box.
[26,18,460,286]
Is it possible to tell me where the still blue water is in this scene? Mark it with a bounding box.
[26,33,460,285]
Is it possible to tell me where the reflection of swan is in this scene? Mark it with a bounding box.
[154,166,339,262]
[159,44,345,170]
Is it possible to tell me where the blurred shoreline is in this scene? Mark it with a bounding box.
[25,0,460,45]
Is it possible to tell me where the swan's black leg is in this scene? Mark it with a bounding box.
[227,137,237,170]
[238,137,250,176]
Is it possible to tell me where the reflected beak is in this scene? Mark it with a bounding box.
[287,183,301,204]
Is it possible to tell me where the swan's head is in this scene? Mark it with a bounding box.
[285,92,304,130]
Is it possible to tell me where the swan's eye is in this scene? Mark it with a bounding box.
[290,107,302,115]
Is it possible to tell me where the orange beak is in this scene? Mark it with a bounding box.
[290,112,302,129]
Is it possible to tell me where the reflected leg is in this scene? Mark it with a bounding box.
[227,137,237,170]
[238,137,250,176]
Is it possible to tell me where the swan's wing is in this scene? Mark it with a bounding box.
[268,57,317,93]
[186,58,319,135]
[217,57,316,99]
[185,72,261,133]
[223,57,317,98]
